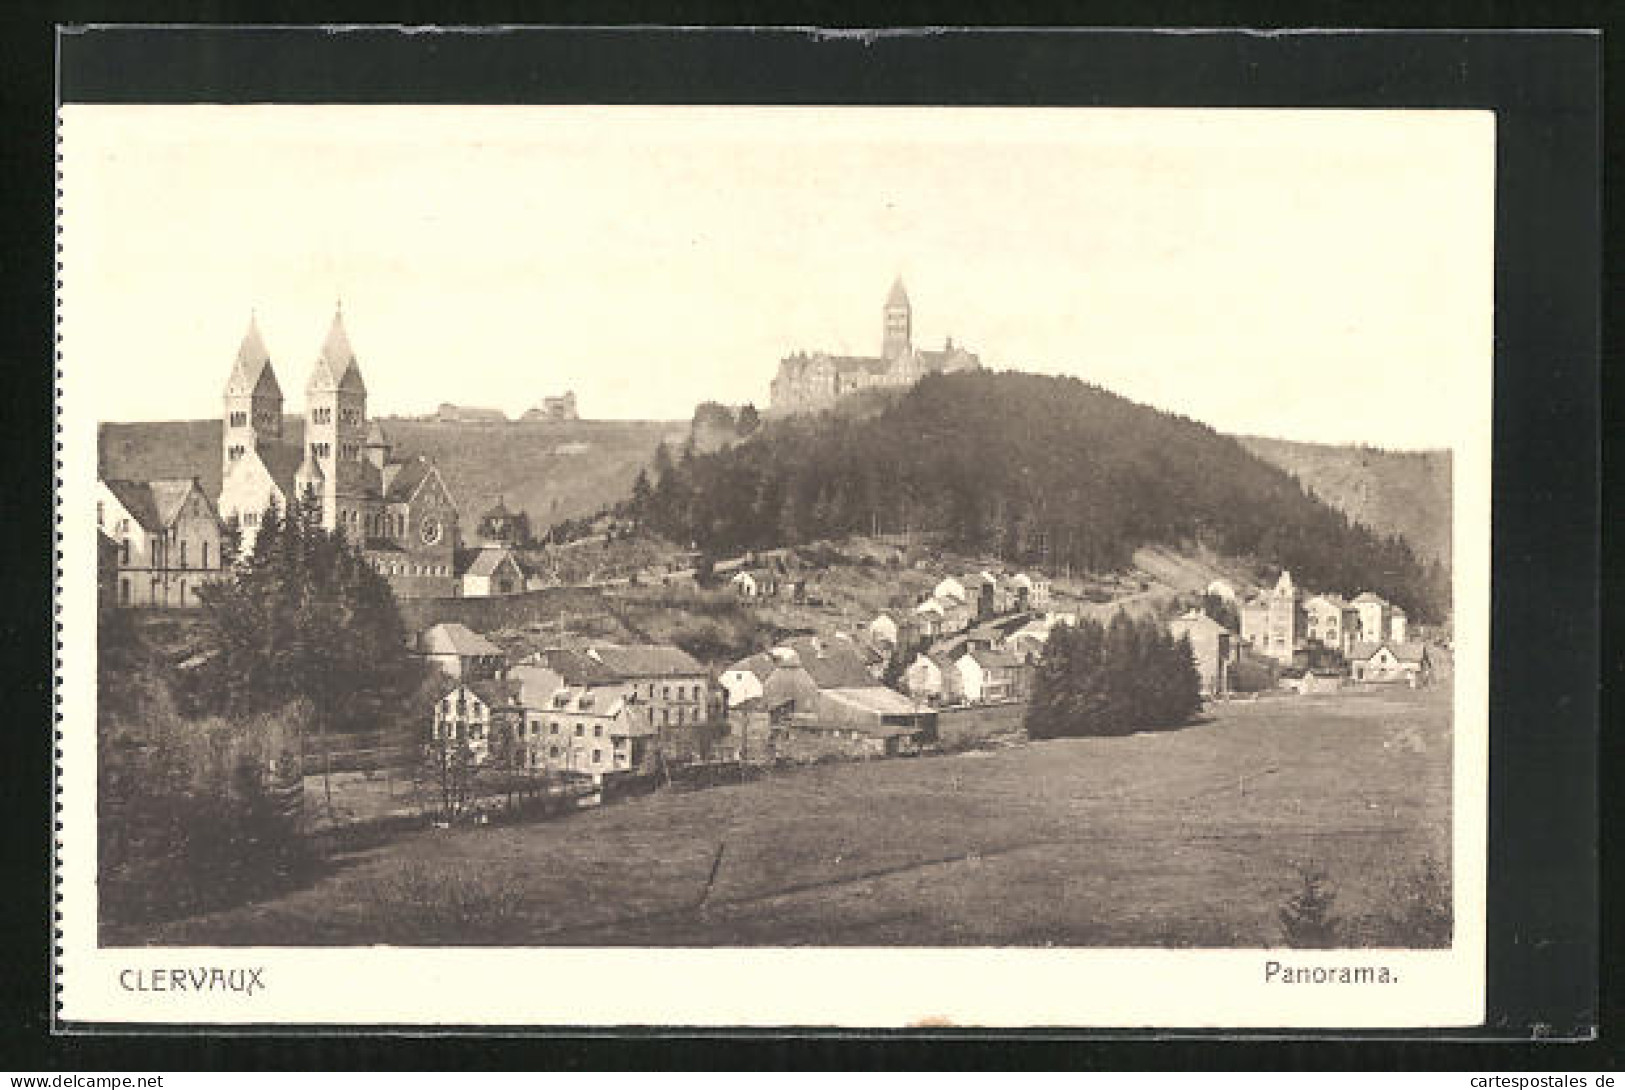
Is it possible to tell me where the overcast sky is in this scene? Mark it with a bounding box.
[61,105,1493,449]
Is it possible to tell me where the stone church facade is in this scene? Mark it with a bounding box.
[216,309,460,599]
[768,278,981,417]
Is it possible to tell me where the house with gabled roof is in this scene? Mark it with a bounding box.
[1348,640,1433,687]
[417,622,507,680]
[587,644,713,731]
[97,476,229,608]
[456,546,526,597]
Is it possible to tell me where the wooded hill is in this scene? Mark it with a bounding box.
[1237,435,1452,568]
[624,371,1450,623]
[99,416,691,531]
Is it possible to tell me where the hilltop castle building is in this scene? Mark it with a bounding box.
[768,278,981,416]
[217,308,461,598]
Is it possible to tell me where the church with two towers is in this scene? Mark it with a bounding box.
[217,307,461,598]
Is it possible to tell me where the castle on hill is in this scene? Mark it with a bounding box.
[217,307,462,598]
[767,278,981,417]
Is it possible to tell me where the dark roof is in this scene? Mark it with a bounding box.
[541,648,621,686]
[256,441,307,498]
[385,456,434,502]
[457,547,521,578]
[102,480,161,532]
[468,678,523,709]
[590,644,706,678]
[780,637,874,689]
[968,648,1023,671]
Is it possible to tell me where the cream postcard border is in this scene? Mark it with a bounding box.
[54,105,1493,1028]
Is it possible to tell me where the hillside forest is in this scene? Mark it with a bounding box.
[620,371,1451,624]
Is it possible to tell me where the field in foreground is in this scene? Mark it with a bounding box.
[111,686,1451,948]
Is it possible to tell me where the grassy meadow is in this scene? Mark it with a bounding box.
[110,685,1452,949]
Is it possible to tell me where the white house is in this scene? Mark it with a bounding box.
[1351,592,1393,645]
[458,546,526,598]
[431,678,522,765]
[730,568,779,599]
[720,652,776,709]
[1205,579,1237,602]
[868,611,901,646]
[933,575,967,603]
[1390,607,1409,644]
[954,648,1027,703]
[1348,641,1432,686]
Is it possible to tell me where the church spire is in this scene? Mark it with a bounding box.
[224,312,281,398]
[886,275,910,308]
[310,302,366,393]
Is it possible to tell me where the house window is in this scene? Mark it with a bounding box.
[96,501,104,528]
[120,539,130,565]
[179,541,188,568]
[661,709,670,726]
[202,541,210,568]
[592,749,601,764]
[549,722,559,735]
[549,745,559,758]
[593,724,602,738]
[575,724,583,736]
[662,686,670,701]
[119,578,129,605]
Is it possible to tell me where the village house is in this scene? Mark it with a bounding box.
[719,651,777,710]
[868,610,905,647]
[1351,591,1400,644]
[750,641,936,759]
[587,644,714,731]
[912,596,948,638]
[97,477,229,608]
[1166,608,1237,695]
[933,575,967,604]
[417,622,507,681]
[1304,594,1360,656]
[430,677,523,766]
[1390,606,1409,644]
[729,568,780,599]
[902,651,965,706]
[1348,641,1433,686]
[456,546,526,598]
[955,647,1031,703]
[1240,570,1305,664]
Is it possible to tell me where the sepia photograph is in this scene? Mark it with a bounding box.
[57,95,1493,1027]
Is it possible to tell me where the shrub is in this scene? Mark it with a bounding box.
[1278,863,1341,948]
[1345,855,1453,948]
[365,862,529,943]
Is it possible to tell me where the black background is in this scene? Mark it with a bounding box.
[1,11,1610,1071]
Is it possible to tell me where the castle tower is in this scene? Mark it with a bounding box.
[221,314,283,481]
[882,276,912,362]
[304,304,369,528]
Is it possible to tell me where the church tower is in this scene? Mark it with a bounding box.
[881,276,912,362]
[222,314,283,483]
[304,304,369,530]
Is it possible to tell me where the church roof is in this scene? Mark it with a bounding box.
[384,455,434,502]
[365,419,390,447]
[257,442,308,499]
[886,276,910,307]
[307,307,367,394]
[223,315,282,399]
